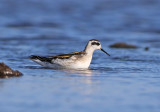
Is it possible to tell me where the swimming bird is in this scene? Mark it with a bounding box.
[29,39,110,69]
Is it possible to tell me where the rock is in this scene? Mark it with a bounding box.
[0,63,22,78]
[110,42,137,49]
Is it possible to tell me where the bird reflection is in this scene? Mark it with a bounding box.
[59,68,100,84]
[59,68,101,96]
[60,68,93,74]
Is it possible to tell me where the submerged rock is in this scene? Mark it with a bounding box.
[0,63,22,78]
[145,47,149,51]
[110,43,137,49]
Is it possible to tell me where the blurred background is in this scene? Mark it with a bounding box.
[0,0,160,40]
[0,0,160,112]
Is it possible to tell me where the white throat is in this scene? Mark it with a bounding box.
[84,45,96,55]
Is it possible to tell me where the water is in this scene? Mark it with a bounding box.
[0,0,160,112]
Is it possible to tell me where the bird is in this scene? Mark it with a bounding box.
[29,39,110,69]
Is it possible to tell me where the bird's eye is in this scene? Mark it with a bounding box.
[91,42,100,46]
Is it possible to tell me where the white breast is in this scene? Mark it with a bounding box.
[51,54,93,69]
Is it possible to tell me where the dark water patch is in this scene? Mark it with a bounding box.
[139,38,160,48]
[141,39,160,43]
[20,65,46,69]
[122,59,160,64]
[7,58,25,62]
[6,22,34,28]
[92,67,114,72]
[112,55,160,63]
[95,67,149,74]
[6,22,61,28]
[139,29,160,34]
[0,35,72,41]
[114,67,150,73]
[113,57,160,63]
[112,56,130,60]
[38,22,61,28]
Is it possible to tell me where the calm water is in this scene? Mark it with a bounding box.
[0,0,160,112]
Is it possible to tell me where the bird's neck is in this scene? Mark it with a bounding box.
[84,45,95,55]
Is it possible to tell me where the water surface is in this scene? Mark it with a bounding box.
[0,0,160,112]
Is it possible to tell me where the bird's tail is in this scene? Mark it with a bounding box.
[29,55,52,63]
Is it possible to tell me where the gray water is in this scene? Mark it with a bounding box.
[0,0,160,112]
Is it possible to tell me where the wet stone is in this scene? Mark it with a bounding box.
[0,62,22,78]
[109,42,137,49]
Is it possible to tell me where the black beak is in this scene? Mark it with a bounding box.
[101,48,110,56]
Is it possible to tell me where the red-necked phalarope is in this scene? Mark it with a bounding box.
[29,39,110,69]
